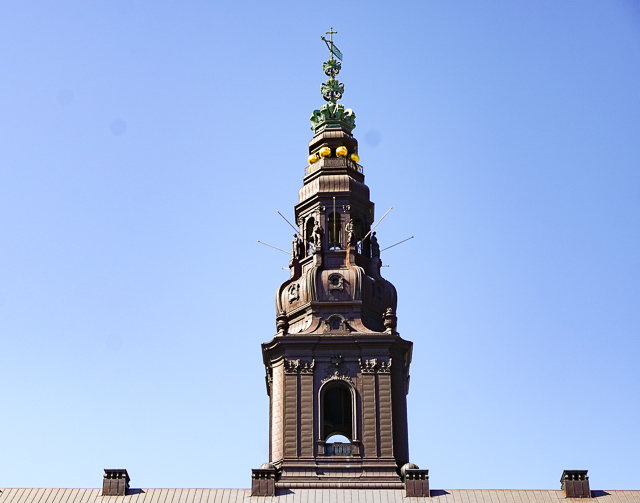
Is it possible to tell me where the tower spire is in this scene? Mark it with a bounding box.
[251,33,421,496]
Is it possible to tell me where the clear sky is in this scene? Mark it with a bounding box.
[1,0,639,492]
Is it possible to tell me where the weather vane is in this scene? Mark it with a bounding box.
[320,27,342,61]
[320,28,344,103]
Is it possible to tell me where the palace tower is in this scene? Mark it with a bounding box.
[251,31,429,495]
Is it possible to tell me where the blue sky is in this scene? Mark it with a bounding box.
[1,0,639,491]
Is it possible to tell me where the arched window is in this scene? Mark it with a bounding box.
[322,382,353,440]
[328,212,341,249]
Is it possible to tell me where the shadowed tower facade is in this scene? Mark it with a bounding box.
[252,31,428,494]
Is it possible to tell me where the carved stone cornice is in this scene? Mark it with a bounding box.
[359,357,392,374]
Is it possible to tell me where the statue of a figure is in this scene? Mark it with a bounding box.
[292,234,299,258]
[370,231,380,258]
[346,219,355,246]
[296,234,303,258]
[313,221,324,247]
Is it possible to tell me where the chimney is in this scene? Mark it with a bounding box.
[561,470,590,498]
[103,469,130,496]
[401,463,429,497]
[251,463,277,496]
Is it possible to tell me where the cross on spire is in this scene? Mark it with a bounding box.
[326,27,337,45]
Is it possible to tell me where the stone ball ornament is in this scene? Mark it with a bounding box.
[400,463,420,479]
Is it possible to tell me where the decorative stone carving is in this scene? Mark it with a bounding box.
[284,358,314,374]
[322,357,353,385]
[359,358,377,373]
[323,314,350,333]
[300,359,315,374]
[345,219,355,246]
[313,221,324,247]
[384,307,397,332]
[359,357,392,373]
[287,283,300,304]
[284,359,300,374]
[264,366,273,396]
[371,231,380,258]
[292,234,303,259]
[342,204,350,212]
[328,273,344,292]
[276,309,288,332]
[322,369,353,386]
[379,358,392,373]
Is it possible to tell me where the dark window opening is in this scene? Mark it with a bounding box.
[328,212,341,250]
[323,384,352,440]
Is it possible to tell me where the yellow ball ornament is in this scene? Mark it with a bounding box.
[319,146,331,158]
[336,146,348,157]
[350,153,360,163]
[308,153,319,164]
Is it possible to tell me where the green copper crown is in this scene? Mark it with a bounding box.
[311,28,356,133]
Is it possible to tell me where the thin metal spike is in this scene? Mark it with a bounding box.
[362,206,393,242]
[381,236,414,252]
[257,240,290,255]
[277,210,299,233]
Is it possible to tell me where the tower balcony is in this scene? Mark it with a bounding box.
[305,156,363,177]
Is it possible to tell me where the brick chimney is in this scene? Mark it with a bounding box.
[102,469,130,496]
[561,470,590,498]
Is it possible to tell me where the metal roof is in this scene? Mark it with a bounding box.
[2,488,639,503]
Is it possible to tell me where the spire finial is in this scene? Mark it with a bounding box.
[320,28,344,103]
[310,29,356,132]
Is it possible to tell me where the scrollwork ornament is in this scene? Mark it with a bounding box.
[322,369,353,386]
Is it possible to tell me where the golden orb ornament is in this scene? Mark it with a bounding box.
[336,146,348,157]
[308,153,319,164]
[319,146,331,157]
[350,153,359,163]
